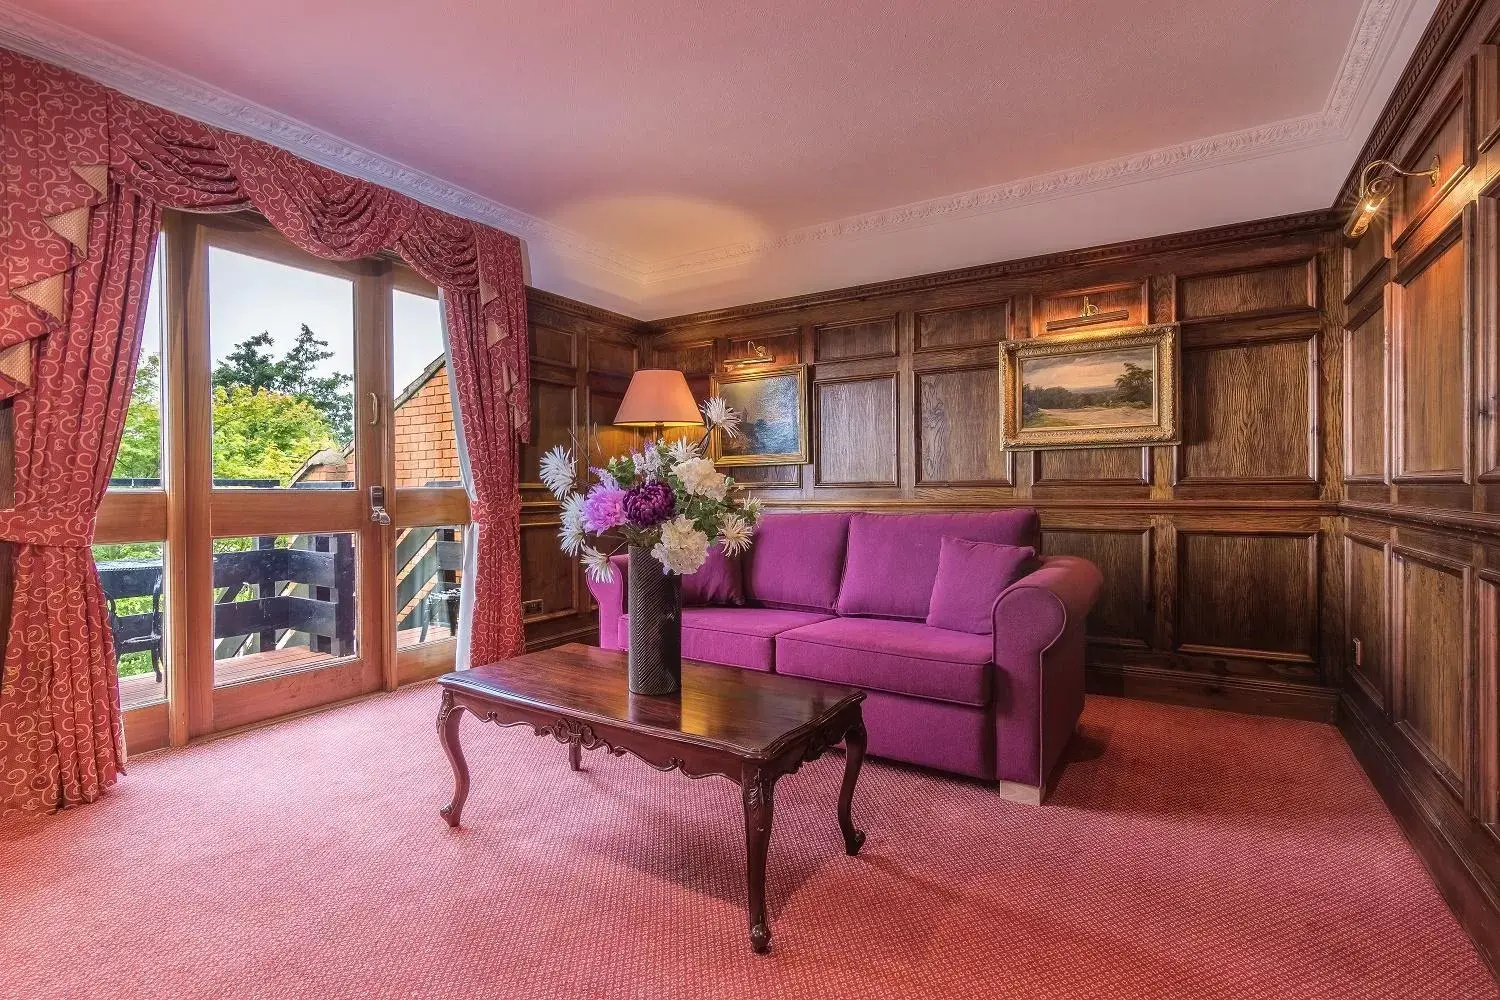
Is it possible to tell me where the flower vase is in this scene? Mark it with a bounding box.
[627,544,682,695]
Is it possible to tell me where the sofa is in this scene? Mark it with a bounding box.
[587,509,1102,802]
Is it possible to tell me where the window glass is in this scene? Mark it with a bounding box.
[111,240,165,487]
[395,524,465,649]
[208,248,355,489]
[212,533,359,686]
[392,289,460,488]
[94,542,166,708]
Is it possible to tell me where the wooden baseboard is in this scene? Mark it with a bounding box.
[1338,689,1500,979]
[1086,662,1339,722]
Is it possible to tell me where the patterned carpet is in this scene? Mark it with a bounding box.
[1,686,1495,999]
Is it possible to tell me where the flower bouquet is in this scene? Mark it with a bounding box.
[539,397,761,694]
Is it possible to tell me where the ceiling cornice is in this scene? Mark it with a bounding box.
[0,0,1413,309]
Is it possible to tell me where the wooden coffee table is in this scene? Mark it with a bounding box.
[435,643,868,953]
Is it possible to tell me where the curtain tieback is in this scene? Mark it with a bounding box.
[469,498,521,527]
[0,507,97,547]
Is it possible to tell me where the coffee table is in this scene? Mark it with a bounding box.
[435,643,868,953]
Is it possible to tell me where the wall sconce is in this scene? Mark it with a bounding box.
[721,342,775,370]
[1343,155,1442,239]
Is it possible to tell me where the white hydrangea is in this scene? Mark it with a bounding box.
[674,457,729,501]
[651,515,710,575]
[539,445,576,499]
[717,512,753,556]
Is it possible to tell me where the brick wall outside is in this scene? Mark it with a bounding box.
[292,363,460,488]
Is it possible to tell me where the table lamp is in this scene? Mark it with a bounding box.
[613,369,704,438]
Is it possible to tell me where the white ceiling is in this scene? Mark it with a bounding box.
[0,0,1438,318]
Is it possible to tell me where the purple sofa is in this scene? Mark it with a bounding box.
[587,509,1102,802]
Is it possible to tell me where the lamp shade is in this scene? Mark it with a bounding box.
[614,369,704,427]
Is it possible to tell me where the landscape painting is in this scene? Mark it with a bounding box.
[711,365,809,466]
[1001,324,1180,449]
[1020,346,1157,430]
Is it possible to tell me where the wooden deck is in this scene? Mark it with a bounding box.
[119,625,456,711]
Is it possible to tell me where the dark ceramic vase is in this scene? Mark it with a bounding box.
[627,545,682,695]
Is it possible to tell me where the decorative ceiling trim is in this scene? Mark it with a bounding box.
[0,0,1411,299]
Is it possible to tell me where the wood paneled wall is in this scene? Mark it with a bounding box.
[1332,0,1500,971]
[647,214,1344,722]
[520,289,647,650]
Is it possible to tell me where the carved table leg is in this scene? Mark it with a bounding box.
[838,717,867,856]
[437,691,470,828]
[741,767,776,954]
[568,737,582,772]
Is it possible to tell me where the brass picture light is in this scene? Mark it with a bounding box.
[1343,155,1442,239]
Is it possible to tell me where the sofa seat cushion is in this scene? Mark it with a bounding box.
[617,608,833,672]
[775,617,993,707]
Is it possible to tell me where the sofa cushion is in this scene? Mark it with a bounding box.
[836,509,1040,620]
[775,617,993,707]
[681,543,744,606]
[743,512,850,612]
[618,607,833,672]
[926,537,1036,634]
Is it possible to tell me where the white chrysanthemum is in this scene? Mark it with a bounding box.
[717,512,753,556]
[674,457,728,500]
[581,545,616,583]
[701,397,742,439]
[558,493,587,555]
[651,515,710,575]
[667,437,700,465]
[539,445,576,499]
[742,497,763,522]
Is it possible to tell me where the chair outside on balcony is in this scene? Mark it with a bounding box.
[104,572,164,683]
[419,586,462,642]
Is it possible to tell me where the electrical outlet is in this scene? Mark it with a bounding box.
[522,599,544,616]
[1352,637,1363,667]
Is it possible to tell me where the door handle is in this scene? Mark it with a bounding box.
[368,391,380,427]
[369,485,391,526]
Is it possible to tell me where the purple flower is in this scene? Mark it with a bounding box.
[622,480,676,528]
[581,485,629,533]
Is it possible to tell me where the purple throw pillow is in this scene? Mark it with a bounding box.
[680,543,745,606]
[925,537,1036,634]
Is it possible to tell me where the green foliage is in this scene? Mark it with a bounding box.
[115,353,162,480]
[212,385,339,485]
[212,324,353,444]
[1113,362,1153,405]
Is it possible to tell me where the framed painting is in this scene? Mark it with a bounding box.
[709,365,809,466]
[1001,324,1180,450]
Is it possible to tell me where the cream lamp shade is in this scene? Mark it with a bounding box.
[614,369,704,427]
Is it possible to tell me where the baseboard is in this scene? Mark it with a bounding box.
[1086,663,1339,722]
[1338,689,1500,979]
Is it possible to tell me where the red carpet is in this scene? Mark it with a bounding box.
[1,687,1494,999]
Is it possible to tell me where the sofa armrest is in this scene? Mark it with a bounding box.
[585,554,631,650]
[991,555,1104,657]
[989,555,1103,793]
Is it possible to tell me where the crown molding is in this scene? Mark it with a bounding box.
[0,0,1413,309]
[0,0,653,284]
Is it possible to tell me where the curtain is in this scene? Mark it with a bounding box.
[0,49,529,813]
[441,294,477,670]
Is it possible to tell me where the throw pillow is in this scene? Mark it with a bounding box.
[680,543,745,606]
[925,536,1036,634]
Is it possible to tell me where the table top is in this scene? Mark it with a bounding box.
[438,643,864,758]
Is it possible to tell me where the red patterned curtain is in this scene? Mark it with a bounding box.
[0,50,529,813]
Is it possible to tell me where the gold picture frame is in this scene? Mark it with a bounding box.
[709,364,810,466]
[1001,324,1180,450]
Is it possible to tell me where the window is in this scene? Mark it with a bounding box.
[111,241,165,487]
[392,288,460,488]
[94,542,165,709]
[207,247,356,490]
[395,524,465,649]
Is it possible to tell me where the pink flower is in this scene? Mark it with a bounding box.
[581,485,629,533]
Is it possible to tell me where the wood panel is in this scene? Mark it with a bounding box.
[653,339,715,375]
[1393,74,1472,249]
[587,336,639,377]
[1345,533,1390,707]
[1178,338,1315,484]
[915,366,1010,485]
[1394,225,1468,482]
[1176,532,1318,665]
[1032,448,1150,487]
[815,375,898,486]
[530,324,576,367]
[1040,529,1151,647]
[1175,259,1317,321]
[813,316,898,361]
[520,379,577,487]
[1344,302,1388,481]
[915,300,1009,352]
[1395,549,1470,792]
[521,521,578,619]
